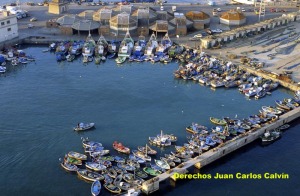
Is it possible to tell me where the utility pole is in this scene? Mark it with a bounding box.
[258,0,266,22]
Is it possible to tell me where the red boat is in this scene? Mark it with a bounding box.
[113,141,130,154]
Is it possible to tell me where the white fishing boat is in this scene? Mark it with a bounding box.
[117,31,134,58]
[74,122,95,131]
[156,33,172,54]
[95,35,108,59]
[145,33,158,57]
[82,34,96,57]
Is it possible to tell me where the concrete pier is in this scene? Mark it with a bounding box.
[141,107,300,194]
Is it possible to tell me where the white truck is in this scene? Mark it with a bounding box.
[172,6,176,12]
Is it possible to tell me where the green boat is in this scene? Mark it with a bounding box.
[65,156,82,165]
[210,117,227,126]
[115,56,126,64]
[143,167,162,176]
[99,156,114,162]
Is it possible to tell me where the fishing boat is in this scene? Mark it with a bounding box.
[67,151,87,160]
[60,160,78,172]
[261,130,281,144]
[0,65,7,73]
[113,141,130,154]
[129,154,146,164]
[144,33,158,57]
[127,159,140,170]
[132,150,151,162]
[49,42,57,51]
[85,162,107,172]
[156,33,172,54]
[278,124,290,130]
[116,181,131,191]
[115,56,127,64]
[117,31,134,59]
[104,183,122,194]
[114,156,126,163]
[77,169,104,182]
[91,180,101,196]
[262,106,282,115]
[107,167,118,179]
[95,35,108,60]
[69,41,84,56]
[154,159,170,170]
[135,169,148,179]
[143,167,162,176]
[74,122,95,131]
[82,138,102,148]
[186,123,208,134]
[107,40,119,58]
[137,144,157,155]
[66,54,75,62]
[275,100,292,111]
[132,35,146,59]
[149,136,171,147]
[161,157,175,167]
[210,117,227,126]
[117,162,135,172]
[65,156,82,165]
[82,34,96,57]
[123,173,135,183]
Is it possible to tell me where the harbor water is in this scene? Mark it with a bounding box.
[0,46,299,195]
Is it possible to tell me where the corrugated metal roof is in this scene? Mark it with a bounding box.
[78,10,95,20]
[72,20,100,31]
[56,14,80,26]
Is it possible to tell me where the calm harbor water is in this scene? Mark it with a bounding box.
[0,46,299,196]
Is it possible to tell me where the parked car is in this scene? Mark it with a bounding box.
[241,8,246,12]
[217,8,221,12]
[211,29,223,33]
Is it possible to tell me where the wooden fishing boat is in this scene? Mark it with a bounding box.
[161,157,175,167]
[123,173,135,183]
[82,34,96,57]
[104,183,122,194]
[117,162,135,172]
[262,106,282,115]
[261,130,281,144]
[114,156,126,163]
[77,169,104,182]
[132,150,151,162]
[65,156,82,165]
[116,181,132,191]
[85,162,106,172]
[135,169,148,179]
[113,174,123,185]
[107,167,118,179]
[91,180,101,196]
[275,100,291,111]
[99,156,114,162]
[60,161,78,172]
[118,31,134,58]
[137,144,157,155]
[82,138,102,148]
[126,159,140,170]
[113,141,130,154]
[143,167,162,176]
[74,122,95,131]
[210,117,227,126]
[68,151,87,160]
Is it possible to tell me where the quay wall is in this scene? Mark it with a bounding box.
[142,107,300,194]
[240,65,300,92]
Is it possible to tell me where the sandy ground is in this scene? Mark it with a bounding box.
[212,19,300,82]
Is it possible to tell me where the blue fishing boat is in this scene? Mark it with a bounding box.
[69,41,84,56]
[91,180,101,196]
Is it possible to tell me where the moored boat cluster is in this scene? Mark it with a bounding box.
[61,90,298,195]
[173,52,280,99]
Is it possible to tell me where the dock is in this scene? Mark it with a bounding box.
[141,106,300,194]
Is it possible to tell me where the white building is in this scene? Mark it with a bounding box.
[0,12,19,43]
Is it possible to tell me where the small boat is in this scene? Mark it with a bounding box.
[74,122,95,131]
[115,56,126,64]
[107,167,118,179]
[85,162,107,172]
[135,169,148,179]
[143,167,162,176]
[67,151,87,160]
[66,54,75,62]
[82,138,102,148]
[104,183,122,194]
[65,156,82,165]
[129,154,146,164]
[91,180,101,196]
[117,162,135,172]
[60,160,78,172]
[113,141,130,154]
[114,156,126,163]
[262,106,282,115]
[154,159,170,170]
[107,53,116,59]
[94,56,101,64]
[82,34,96,57]
[278,124,290,130]
[275,100,291,111]
[137,144,157,155]
[123,173,135,183]
[132,150,151,162]
[210,117,227,126]
[261,130,281,144]
[116,181,131,191]
[77,169,104,182]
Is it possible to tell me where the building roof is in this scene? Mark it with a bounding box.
[93,8,113,21]
[72,20,100,31]
[220,10,246,21]
[185,11,210,20]
[78,10,95,20]
[149,20,175,32]
[112,5,135,14]
[110,12,137,25]
[56,14,80,26]
[131,7,149,19]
